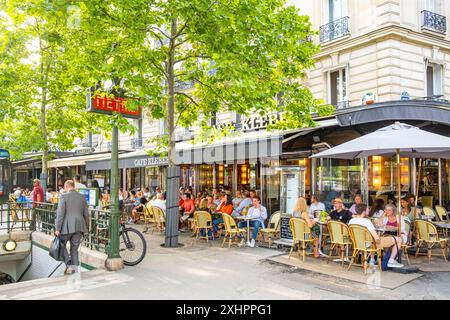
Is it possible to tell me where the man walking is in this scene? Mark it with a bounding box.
[55,180,89,275]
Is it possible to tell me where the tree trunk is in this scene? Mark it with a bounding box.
[164,17,181,248]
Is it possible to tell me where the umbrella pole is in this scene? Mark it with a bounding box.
[415,158,422,220]
[397,149,402,237]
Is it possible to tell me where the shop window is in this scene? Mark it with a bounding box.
[368,156,410,201]
[316,158,362,210]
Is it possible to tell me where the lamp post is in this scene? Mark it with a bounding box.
[105,122,123,271]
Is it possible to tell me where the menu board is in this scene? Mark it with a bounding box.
[280,214,293,241]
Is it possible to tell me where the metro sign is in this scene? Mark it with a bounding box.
[87,93,141,119]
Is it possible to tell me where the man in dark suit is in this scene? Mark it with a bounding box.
[55,180,89,275]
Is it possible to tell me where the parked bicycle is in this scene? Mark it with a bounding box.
[119,220,147,266]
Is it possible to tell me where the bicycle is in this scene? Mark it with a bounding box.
[119,220,147,266]
[92,216,147,266]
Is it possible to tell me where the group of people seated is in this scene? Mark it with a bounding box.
[293,193,420,269]
[178,187,267,247]
[118,186,166,224]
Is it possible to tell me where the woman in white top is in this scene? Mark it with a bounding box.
[308,195,325,219]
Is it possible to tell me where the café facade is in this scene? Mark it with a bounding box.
[170,100,450,215]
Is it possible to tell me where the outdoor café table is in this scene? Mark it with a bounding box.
[313,218,329,258]
[235,215,252,246]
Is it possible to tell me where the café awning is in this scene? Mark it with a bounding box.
[47,153,113,168]
[86,150,168,171]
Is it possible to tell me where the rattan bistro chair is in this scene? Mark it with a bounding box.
[257,212,281,248]
[193,211,214,243]
[221,214,247,248]
[422,206,437,220]
[152,206,166,233]
[288,218,316,262]
[348,225,382,274]
[435,205,449,222]
[401,219,414,265]
[414,219,448,263]
[141,205,154,233]
[327,220,352,267]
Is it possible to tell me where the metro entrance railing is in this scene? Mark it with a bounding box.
[0,201,110,254]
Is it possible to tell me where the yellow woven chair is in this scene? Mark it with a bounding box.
[348,225,382,274]
[141,205,154,233]
[257,212,281,248]
[435,206,449,222]
[414,220,448,263]
[422,206,436,220]
[288,218,316,262]
[327,220,352,267]
[193,211,215,243]
[421,196,433,208]
[152,206,166,233]
[221,214,247,248]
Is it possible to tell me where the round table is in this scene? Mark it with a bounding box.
[235,216,253,246]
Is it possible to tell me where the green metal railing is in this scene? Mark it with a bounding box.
[0,201,33,233]
[33,203,110,254]
[0,201,111,254]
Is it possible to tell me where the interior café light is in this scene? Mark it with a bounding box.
[298,159,306,166]
[3,239,17,252]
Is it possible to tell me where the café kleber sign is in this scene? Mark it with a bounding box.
[215,112,283,132]
[133,156,169,168]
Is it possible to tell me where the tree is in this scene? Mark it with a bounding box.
[0,0,116,185]
[73,0,332,246]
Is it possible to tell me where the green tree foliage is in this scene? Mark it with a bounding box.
[73,0,333,164]
[0,0,115,165]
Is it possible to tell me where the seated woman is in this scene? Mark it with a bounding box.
[349,204,404,268]
[369,198,385,219]
[400,197,415,222]
[130,196,149,224]
[212,194,234,235]
[376,204,408,245]
[293,197,320,258]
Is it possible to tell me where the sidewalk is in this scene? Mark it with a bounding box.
[0,226,449,300]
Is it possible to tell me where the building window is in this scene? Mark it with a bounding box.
[327,68,348,108]
[209,111,217,127]
[426,63,443,99]
[132,117,143,149]
[422,0,446,34]
[159,119,165,136]
[320,0,349,43]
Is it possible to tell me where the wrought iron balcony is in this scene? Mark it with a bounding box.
[319,17,350,43]
[422,10,447,34]
[131,138,144,149]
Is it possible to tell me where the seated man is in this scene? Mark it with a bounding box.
[233,191,253,217]
[327,198,353,224]
[237,196,267,247]
[348,204,404,269]
[150,192,166,216]
[179,193,195,230]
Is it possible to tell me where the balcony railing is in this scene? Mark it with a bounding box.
[131,138,144,149]
[422,10,447,34]
[319,16,350,43]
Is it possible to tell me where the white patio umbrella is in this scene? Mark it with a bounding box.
[311,122,450,235]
